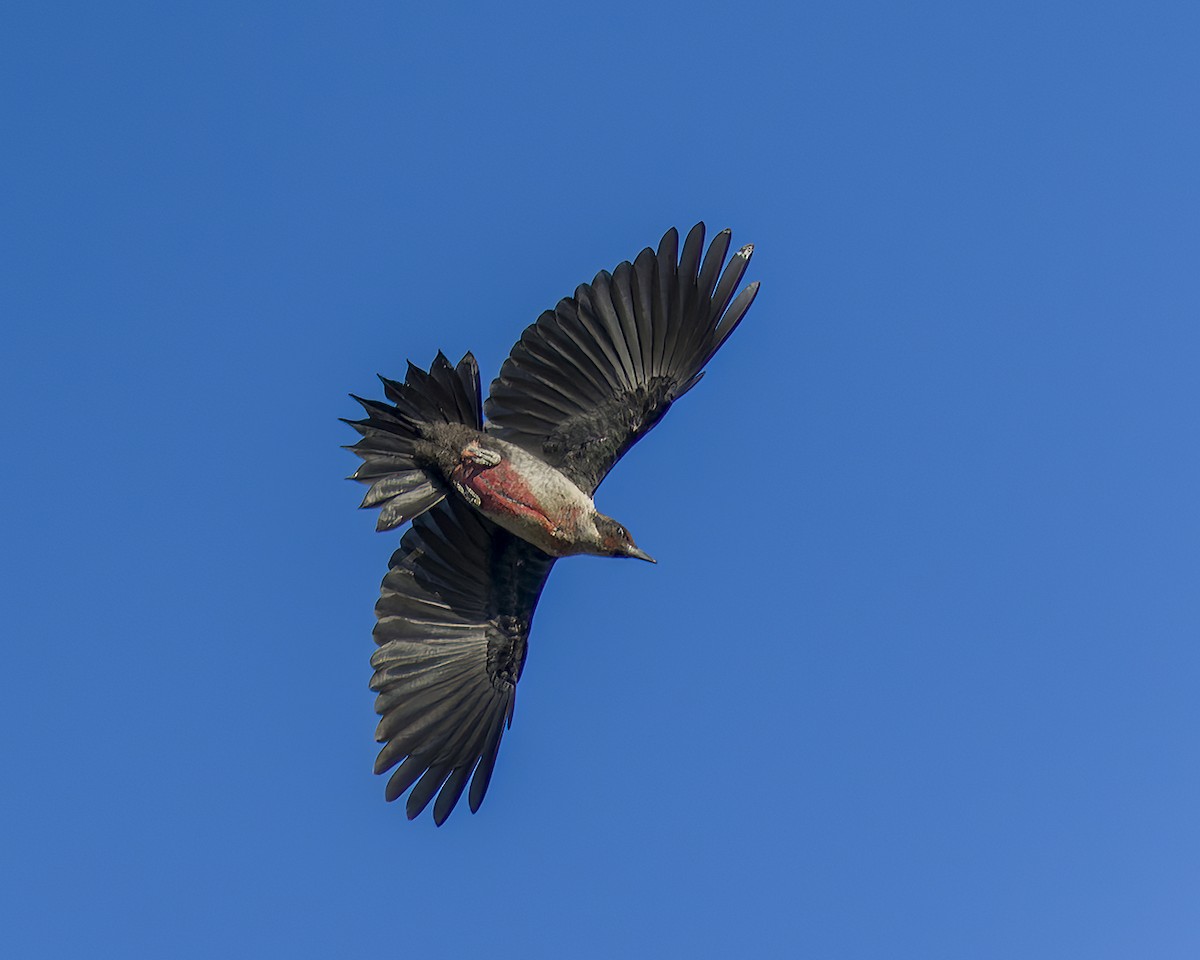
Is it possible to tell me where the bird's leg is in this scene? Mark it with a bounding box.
[461,442,502,467]
[452,479,482,506]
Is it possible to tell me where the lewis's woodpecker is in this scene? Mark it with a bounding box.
[345,223,759,823]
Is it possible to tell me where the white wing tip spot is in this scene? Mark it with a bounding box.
[737,243,754,258]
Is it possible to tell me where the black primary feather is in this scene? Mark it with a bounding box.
[486,223,758,494]
[369,495,555,824]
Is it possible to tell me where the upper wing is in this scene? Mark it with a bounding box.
[370,494,556,824]
[484,223,759,494]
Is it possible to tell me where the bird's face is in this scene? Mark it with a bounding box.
[594,514,656,563]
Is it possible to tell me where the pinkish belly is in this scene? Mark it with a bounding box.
[450,458,562,546]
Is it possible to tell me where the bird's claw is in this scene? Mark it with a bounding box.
[453,479,482,507]
[462,443,502,467]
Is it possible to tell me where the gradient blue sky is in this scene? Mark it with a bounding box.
[4,2,1198,957]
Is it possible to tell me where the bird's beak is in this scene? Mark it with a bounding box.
[626,545,657,564]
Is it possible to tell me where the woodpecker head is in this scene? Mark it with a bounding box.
[593,514,656,563]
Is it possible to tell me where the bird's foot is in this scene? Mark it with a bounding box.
[461,443,502,467]
[452,479,483,507]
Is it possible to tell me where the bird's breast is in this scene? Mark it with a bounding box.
[449,442,594,557]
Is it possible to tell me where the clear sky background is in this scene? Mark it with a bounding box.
[3,2,1198,957]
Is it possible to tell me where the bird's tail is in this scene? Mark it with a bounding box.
[343,351,483,531]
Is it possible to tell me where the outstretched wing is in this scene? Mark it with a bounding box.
[370,494,555,824]
[485,223,759,494]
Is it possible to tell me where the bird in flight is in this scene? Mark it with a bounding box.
[345,223,759,824]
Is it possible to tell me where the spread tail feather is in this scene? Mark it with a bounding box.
[343,351,483,531]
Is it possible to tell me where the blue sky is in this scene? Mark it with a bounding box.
[3,1,1198,956]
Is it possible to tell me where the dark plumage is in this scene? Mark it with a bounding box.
[344,223,759,823]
